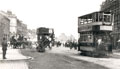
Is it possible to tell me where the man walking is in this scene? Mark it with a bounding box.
[2,37,8,59]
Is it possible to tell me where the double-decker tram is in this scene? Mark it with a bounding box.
[36,27,55,52]
[78,11,114,57]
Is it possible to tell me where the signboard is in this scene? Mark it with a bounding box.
[78,26,93,32]
[78,25,112,32]
[100,26,112,31]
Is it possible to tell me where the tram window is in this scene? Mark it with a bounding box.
[99,13,104,22]
[96,13,99,22]
[79,18,93,24]
[39,36,42,39]
[88,19,93,23]
[80,20,84,24]
[80,34,93,42]
[88,35,93,42]
[84,22,87,24]
[104,15,111,22]
[99,15,103,22]
[81,22,84,24]
[88,35,92,39]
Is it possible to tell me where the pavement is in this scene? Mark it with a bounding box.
[49,46,120,69]
[0,47,29,61]
[0,47,29,69]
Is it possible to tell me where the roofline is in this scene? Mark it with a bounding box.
[78,11,99,18]
[78,11,111,18]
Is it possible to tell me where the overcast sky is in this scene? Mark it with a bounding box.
[0,0,105,38]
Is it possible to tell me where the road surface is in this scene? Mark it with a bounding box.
[21,48,108,69]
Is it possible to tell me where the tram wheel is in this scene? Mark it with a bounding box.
[90,52,99,57]
[80,51,87,56]
[36,46,45,52]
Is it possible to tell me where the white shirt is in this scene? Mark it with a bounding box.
[98,39,102,45]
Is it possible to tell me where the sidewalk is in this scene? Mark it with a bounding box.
[0,47,29,61]
[0,47,29,69]
[49,46,120,69]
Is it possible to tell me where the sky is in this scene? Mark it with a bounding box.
[0,0,105,38]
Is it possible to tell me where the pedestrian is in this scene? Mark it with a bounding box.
[97,38,102,46]
[2,37,8,59]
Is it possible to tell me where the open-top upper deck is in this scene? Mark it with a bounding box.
[37,27,54,35]
[78,11,113,27]
[78,11,114,32]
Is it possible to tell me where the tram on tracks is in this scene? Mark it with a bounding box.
[36,27,55,52]
[78,11,114,56]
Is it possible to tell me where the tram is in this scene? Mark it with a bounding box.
[78,11,114,56]
[36,27,55,52]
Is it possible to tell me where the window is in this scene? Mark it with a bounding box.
[104,15,111,22]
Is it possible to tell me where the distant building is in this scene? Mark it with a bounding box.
[9,17,17,35]
[0,10,28,37]
[17,20,27,36]
[58,33,68,43]
[100,0,120,48]
[27,29,36,40]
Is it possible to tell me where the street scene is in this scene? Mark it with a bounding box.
[1,0,120,69]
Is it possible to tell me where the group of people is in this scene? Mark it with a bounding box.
[10,34,28,49]
[64,41,78,50]
[97,37,112,54]
[1,34,29,59]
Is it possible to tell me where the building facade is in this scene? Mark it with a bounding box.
[0,13,10,44]
[17,20,27,36]
[0,10,28,37]
[101,0,120,48]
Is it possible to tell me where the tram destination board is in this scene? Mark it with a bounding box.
[78,25,93,32]
[78,25,112,32]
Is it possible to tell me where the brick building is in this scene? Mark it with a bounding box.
[101,0,120,48]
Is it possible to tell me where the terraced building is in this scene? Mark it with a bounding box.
[101,0,120,48]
